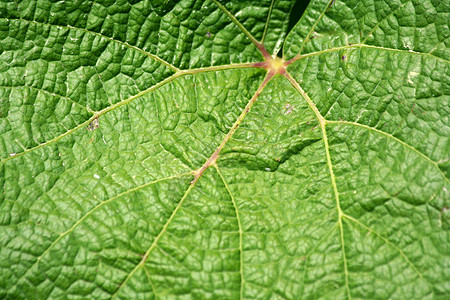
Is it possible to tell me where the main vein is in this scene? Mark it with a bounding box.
[112,68,274,296]
[290,44,449,64]
[191,71,273,183]
[284,72,352,299]
[261,0,276,44]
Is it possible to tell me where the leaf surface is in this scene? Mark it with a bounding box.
[0,0,449,299]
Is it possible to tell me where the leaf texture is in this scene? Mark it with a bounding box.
[0,0,449,299]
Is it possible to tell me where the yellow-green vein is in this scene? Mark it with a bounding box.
[1,85,94,114]
[143,265,159,299]
[297,0,334,55]
[289,44,449,65]
[5,17,180,72]
[343,213,432,289]
[111,180,197,299]
[261,0,276,44]
[211,0,269,58]
[215,165,244,300]
[360,1,412,44]
[1,62,258,163]
[12,171,193,287]
[326,120,449,183]
[284,71,351,299]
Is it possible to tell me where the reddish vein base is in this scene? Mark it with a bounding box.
[191,42,295,184]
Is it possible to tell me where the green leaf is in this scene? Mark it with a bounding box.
[1,0,448,299]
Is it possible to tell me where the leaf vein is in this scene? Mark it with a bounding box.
[142,265,159,299]
[343,214,433,289]
[294,44,449,64]
[111,177,197,299]
[326,120,448,182]
[261,0,276,44]
[1,64,258,163]
[10,172,192,291]
[210,0,267,58]
[0,85,94,113]
[428,35,449,55]
[215,165,244,300]
[4,17,179,72]
[298,0,335,56]
[284,72,351,299]
[360,1,411,44]
[299,225,338,296]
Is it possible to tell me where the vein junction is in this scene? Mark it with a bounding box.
[187,38,353,297]
[2,1,445,298]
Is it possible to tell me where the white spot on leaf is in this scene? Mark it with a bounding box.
[407,71,419,84]
[284,103,294,115]
[402,38,413,51]
[93,174,100,179]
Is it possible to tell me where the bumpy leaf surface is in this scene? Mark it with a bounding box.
[0,0,449,299]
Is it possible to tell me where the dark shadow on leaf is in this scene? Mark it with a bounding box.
[278,0,311,57]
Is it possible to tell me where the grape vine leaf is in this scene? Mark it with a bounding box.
[0,0,449,299]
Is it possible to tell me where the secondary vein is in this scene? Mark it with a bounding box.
[1,63,258,163]
[191,71,274,184]
[111,181,197,299]
[326,120,449,183]
[11,171,193,290]
[215,165,245,300]
[211,0,271,59]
